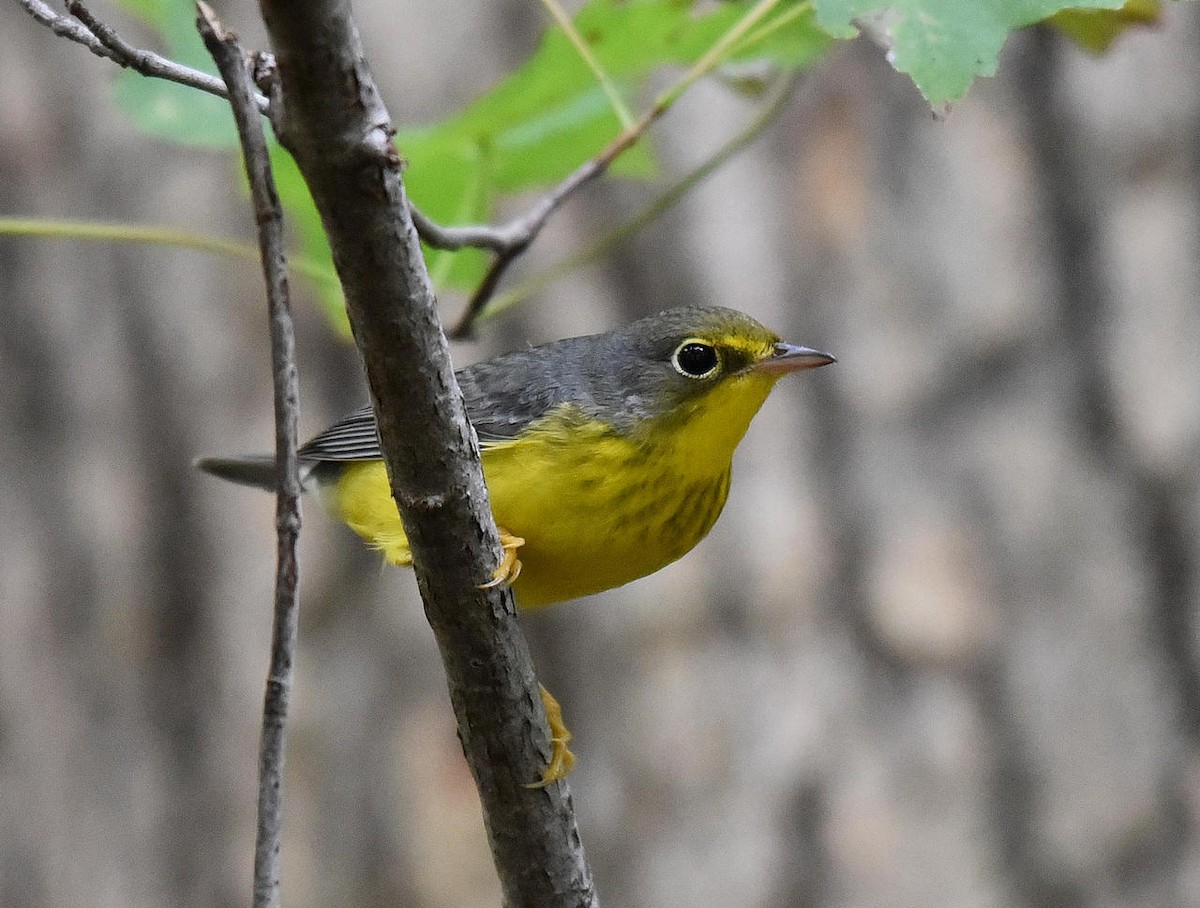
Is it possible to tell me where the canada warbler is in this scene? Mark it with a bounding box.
[198,306,833,780]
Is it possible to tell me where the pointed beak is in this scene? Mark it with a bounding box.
[753,342,836,376]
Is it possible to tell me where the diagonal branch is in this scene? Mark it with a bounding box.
[195,6,301,908]
[447,0,789,337]
[448,105,657,338]
[477,72,805,324]
[252,1,598,906]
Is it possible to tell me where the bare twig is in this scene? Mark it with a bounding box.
[479,72,805,324]
[448,107,654,337]
[196,6,300,908]
[447,0,789,337]
[14,0,269,112]
[408,205,527,252]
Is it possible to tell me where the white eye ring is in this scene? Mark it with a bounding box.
[671,339,720,379]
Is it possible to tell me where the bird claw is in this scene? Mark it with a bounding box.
[479,532,525,591]
[525,685,575,788]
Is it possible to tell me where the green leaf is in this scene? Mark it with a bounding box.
[110,0,170,32]
[437,0,826,170]
[112,76,238,147]
[398,134,494,290]
[813,0,1125,105]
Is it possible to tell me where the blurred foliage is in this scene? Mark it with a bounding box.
[1050,0,1162,54]
[110,0,238,146]
[100,0,1149,328]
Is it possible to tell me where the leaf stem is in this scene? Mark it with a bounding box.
[0,216,339,294]
[733,0,815,57]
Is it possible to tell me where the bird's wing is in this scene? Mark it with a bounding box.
[298,348,578,461]
[457,351,571,446]
[298,405,381,460]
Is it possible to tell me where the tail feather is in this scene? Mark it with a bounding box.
[195,455,294,492]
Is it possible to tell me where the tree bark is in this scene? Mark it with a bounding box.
[253,1,598,905]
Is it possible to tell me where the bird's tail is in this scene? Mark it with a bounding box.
[194,455,316,492]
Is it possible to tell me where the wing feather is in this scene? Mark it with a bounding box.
[298,406,382,460]
[298,341,592,462]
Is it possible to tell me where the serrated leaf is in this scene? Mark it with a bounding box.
[813,0,1125,105]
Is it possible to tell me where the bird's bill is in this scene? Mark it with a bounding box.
[753,342,837,375]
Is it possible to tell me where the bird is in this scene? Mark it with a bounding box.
[198,305,834,782]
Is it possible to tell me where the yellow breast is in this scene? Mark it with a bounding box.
[324,369,781,608]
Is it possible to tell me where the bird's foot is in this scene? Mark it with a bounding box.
[526,684,575,788]
[479,531,525,590]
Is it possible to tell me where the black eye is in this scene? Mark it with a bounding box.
[672,341,720,379]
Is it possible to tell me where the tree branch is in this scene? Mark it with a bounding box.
[14,0,268,112]
[195,7,301,908]
[446,0,787,336]
[474,71,805,325]
[252,1,597,906]
[447,106,656,338]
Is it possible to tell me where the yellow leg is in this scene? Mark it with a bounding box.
[525,684,575,788]
[479,531,525,590]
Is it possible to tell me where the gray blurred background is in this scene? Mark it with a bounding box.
[3,2,1200,907]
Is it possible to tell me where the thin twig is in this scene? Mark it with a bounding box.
[448,0,791,337]
[14,0,269,112]
[479,72,804,324]
[68,0,181,74]
[196,6,301,908]
[408,205,526,252]
[448,108,653,337]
